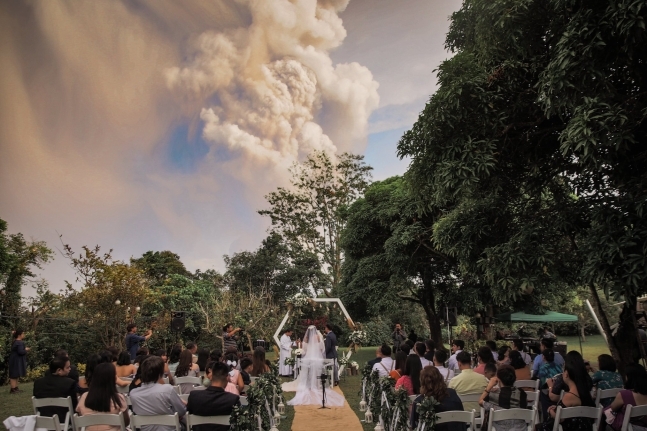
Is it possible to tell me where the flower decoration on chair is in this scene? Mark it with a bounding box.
[230,371,285,431]
[415,396,440,431]
[283,357,296,367]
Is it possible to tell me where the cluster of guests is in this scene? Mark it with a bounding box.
[367,333,647,431]
[23,338,276,431]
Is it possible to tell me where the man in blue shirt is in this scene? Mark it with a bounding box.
[532,338,563,376]
[125,324,153,361]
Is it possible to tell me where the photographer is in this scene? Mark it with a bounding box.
[222,324,241,352]
[392,323,406,353]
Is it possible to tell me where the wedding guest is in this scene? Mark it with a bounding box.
[223,353,244,394]
[367,347,383,367]
[130,356,186,431]
[399,343,411,355]
[538,349,562,388]
[76,363,129,431]
[8,329,29,394]
[187,361,240,431]
[532,338,563,376]
[511,339,532,365]
[411,366,464,431]
[486,341,499,361]
[449,351,488,413]
[116,351,136,377]
[497,346,511,366]
[479,365,527,431]
[197,348,210,372]
[371,344,394,377]
[209,349,222,363]
[474,346,495,375]
[175,349,201,394]
[52,350,80,383]
[606,364,647,431]
[168,344,182,373]
[448,340,464,372]
[239,358,253,385]
[187,342,198,362]
[416,342,432,367]
[390,351,408,380]
[546,351,591,421]
[250,346,270,376]
[592,354,623,408]
[33,356,78,419]
[509,351,531,381]
[153,349,175,385]
[79,354,101,391]
[484,362,498,381]
[406,352,423,394]
[395,356,414,396]
[433,350,455,383]
[424,340,436,362]
[125,324,153,361]
[408,329,418,343]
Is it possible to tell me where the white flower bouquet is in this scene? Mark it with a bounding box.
[350,330,368,345]
[286,293,310,307]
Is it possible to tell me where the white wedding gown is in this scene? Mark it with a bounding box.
[281,326,345,407]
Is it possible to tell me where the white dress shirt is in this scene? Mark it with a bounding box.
[372,357,394,377]
[420,356,432,368]
[434,365,455,382]
[447,350,462,371]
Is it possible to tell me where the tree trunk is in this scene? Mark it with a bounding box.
[580,325,586,343]
[588,285,624,368]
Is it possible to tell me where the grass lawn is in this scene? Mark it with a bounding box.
[559,335,610,362]
[0,382,34,421]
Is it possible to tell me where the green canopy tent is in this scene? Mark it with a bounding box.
[495,310,582,353]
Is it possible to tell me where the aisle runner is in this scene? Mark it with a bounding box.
[290,386,364,431]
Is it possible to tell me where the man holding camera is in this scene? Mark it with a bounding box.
[392,323,406,353]
[222,324,241,352]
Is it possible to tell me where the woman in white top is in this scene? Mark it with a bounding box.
[174,349,200,394]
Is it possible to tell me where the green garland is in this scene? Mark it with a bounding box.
[387,388,410,431]
[415,396,440,431]
[230,367,285,431]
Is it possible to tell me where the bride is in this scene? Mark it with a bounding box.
[281,325,345,407]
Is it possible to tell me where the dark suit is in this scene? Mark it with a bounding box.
[33,374,77,420]
[324,331,338,383]
[187,386,240,431]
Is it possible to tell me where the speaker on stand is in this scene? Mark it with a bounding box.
[171,311,185,344]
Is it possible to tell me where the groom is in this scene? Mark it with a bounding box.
[324,324,339,386]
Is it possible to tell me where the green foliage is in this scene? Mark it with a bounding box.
[259,151,373,294]
[131,251,191,286]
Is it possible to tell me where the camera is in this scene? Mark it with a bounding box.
[320,373,328,384]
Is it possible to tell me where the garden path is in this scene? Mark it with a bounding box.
[290,386,363,431]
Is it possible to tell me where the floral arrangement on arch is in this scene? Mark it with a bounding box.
[286,293,310,308]
[349,329,368,352]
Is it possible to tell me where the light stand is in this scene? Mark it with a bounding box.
[319,373,329,409]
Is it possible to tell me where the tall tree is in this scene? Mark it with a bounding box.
[131,251,191,286]
[258,151,372,295]
[398,0,647,366]
[341,177,484,342]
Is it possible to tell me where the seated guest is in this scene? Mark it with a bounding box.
[424,340,436,362]
[128,355,150,392]
[186,342,198,362]
[404,339,416,355]
[606,364,647,431]
[187,361,240,431]
[592,354,623,408]
[76,363,129,431]
[411,366,464,431]
[497,346,511,366]
[79,354,101,391]
[395,354,414,396]
[508,351,531,381]
[209,349,222,363]
[51,350,80,383]
[416,342,432,367]
[116,351,136,377]
[538,349,562,388]
[99,350,130,388]
[197,348,210,372]
[239,358,252,386]
[371,344,394,377]
[511,339,532,365]
[168,344,182,373]
[448,351,488,413]
[223,353,244,394]
[399,343,411,355]
[105,346,120,364]
[486,341,499,361]
[545,351,591,422]
[406,353,423,394]
[448,340,464,372]
[153,349,175,385]
[174,349,201,394]
[250,346,271,376]
[479,365,527,431]
[33,356,78,419]
[367,347,383,368]
[474,346,495,375]
[390,351,408,380]
[532,338,563,376]
[130,356,186,431]
[433,349,455,383]
[484,362,498,381]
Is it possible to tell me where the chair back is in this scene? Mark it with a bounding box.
[179,394,189,402]
[436,409,476,431]
[240,396,248,406]
[117,385,130,394]
[32,396,74,431]
[250,376,259,383]
[458,393,482,403]
[595,388,622,407]
[35,415,62,431]
[130,413,181,431]
[73,413,126,431]
[174,377,202,386]
[620,404,647,431]
[488,407,536,431]
[552,405,601,431]
[186,414,230,429]
[514,380,539,391]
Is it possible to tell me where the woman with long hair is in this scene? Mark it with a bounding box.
[390,351,408,380]
[115,351,136,377]
[543,356,594,431]
[196,348,210,372]
[79,354,102,391]
[395,353,414,396]
[508,350,531,381]
[474,346,495,375]
[153,349,175,386]
[76,363,129,431]
[168,344,182,373]
[405,354,423,395]
[606,364,647,431]
[174,349,200,394]
[251,346,270,377]
[410,366,464,431]
[8,329,29,394]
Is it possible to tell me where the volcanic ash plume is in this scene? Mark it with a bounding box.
[165,0,380,170]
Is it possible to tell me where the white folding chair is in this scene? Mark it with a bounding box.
[487,407,536,431]
[621,404,647,431]
[35,415,63,431]
[552,405,601,431]
[433,409,476,431]
[175,377,202,387]
[458,395,484,426]
[240,396,248,406]
[130,413,181,431]
[73,413,126,431]
[595,388,622,407]
[163,377,170,384]
[525,390,541,423]
[186,414,230,430]
[250,376,259,383]
[32,396,74,431]
[117,385,130,394]
[179,394,189,402]
[515,380,539,391]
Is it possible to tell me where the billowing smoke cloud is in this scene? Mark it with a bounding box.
[0,0,379,291]
[166,0,379,172]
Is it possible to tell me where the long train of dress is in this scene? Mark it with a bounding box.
[282,358,345,407]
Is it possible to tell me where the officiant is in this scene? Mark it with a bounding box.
[279,328,298,377]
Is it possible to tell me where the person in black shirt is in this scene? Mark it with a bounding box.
[239,358,252,386]
[187,361,240,431]
[33,357,77,420]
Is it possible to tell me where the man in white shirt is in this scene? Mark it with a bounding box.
[486,340,499,361]
[511,339,532,365]
[415,342,432,367]
[433,349,455,382]
[447,340,464,371]
[371,345,394,377]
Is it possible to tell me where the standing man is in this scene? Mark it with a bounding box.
[447,340,464,372]
[392,323,406,353]
[125,324,153,362]
[279,329,297,377]
[324,324,339,386]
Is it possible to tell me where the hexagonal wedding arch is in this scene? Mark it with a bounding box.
[273,297,355,375]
